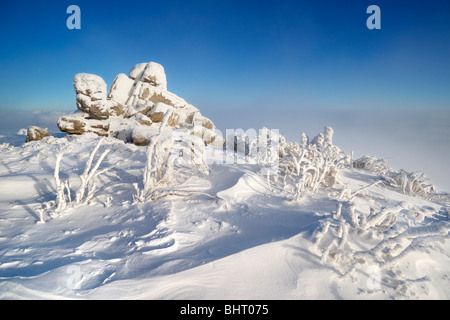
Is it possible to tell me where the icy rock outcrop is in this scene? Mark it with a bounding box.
[129,62,167,90]
[58,61,223,146]
[58,112,111,137]
[73,73,122,120]
[26,126,52,142]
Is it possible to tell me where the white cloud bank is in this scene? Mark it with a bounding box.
[0,109,71,134]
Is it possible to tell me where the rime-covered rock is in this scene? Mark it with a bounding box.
[129,62,167,90]
[57,112,110,136]
[108,73,135,105]
[17,128,27,135]
[73,73,118,120]
[26,126,52,142]
[131,125,161,146]
[58,61,219,146]
[73,74,106,110]
[73,73,107,98]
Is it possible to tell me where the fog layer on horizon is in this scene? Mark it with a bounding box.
[1,106,448,192]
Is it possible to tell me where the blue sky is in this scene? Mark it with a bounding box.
[0,0,449,189]
[1,0,449,113]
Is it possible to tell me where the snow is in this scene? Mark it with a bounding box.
[73,73,107,100]
[108,73,135,105]
[129,62,167,90]
[0,129,449,300]
[149,102,174,117]
[17,129,27,136]
[129,63,148,80]
[141,62,167,90]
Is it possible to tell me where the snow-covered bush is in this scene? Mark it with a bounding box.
[270,126,352,200]
[135,110,175,202]
[54,152,67,211]
[353,155,390,174]
[224,127,280,167]
[251,127,281,167]
[353,155,437,199]
[75,139,112,204]
[311,200,450,276]
[385,170,436,198]
[52,138,113,215]
[134,111,210,202]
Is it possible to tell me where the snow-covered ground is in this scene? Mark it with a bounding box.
[0,130,449,300]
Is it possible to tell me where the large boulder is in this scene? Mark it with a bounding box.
[129,62,167,90]
[73,73,107,98]
[57,112,110,136]
[26,126,52,142]
[74,73,111,120]
[108,73,135,105]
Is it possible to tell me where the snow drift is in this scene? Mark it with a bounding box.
[0,62,449,300]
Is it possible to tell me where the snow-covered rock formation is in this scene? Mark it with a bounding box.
[58,62,222,146]
[25,126,52,142]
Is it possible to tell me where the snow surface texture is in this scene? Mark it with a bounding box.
[0,124,449,299]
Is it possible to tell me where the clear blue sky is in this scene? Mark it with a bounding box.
[0,0,449,113]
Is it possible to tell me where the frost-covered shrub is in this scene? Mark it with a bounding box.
[223,128,281,170]
[353,156,390,175]
[270,126,351,200]
[250,127,281,167]
[135,110,210,202]
[54,153,67,211]
[311,201,450,274]
[323,126,334,146]
[136,110,175,201]
[385,170,436,198]
[353,155,437,199]
[51,137,113,215]
[75,139,112,204]
[226,131,250,156]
